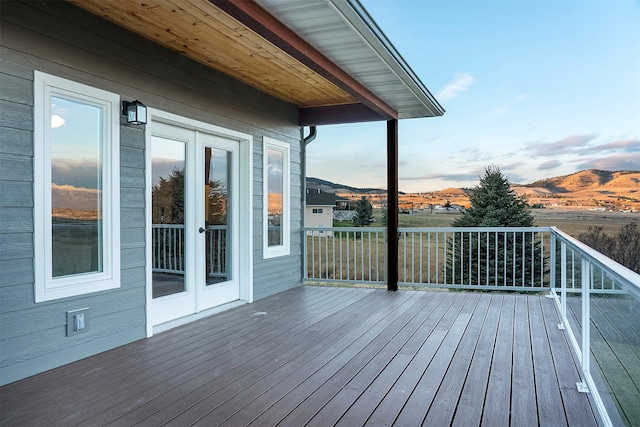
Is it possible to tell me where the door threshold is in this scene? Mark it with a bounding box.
[153,300,247,334]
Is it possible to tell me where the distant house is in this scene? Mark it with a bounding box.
[305,190,350,236]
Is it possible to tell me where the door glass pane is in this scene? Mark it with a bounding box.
[204,147,231,284]
[50,96,103,277]
[151,136,186,298]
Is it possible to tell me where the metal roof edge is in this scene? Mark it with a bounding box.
[328,0,445,117]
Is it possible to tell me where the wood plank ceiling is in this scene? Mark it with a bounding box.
[70,0,395,124]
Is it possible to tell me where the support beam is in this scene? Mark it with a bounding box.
[299,103,386,126]
[387,119,399,291]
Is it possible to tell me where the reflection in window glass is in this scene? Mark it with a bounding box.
[151,137,186,298]
[267,147,284,247]
[205,147,231,285]
[50,96,103,277]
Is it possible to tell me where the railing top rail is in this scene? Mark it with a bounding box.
[398,226,553,233]
[551,226,640,296]
[304,226,386,232]
[303,226,552,233]
[152,224,227,229]
[206,225,227,230]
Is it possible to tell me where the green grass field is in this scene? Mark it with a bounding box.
[344,208,639,239]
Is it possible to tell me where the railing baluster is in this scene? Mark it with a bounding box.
[469,231,473,286]
[476,231,480,286]
[503,232,507,287]
[332,232,336,280]
[419,233,423,284]
[402,231,407,282]
[540,232,545,288]
[443,232,447,285]
[312,233,316,280]
[436,232,440,283]
[427,232,431,284]
[531,230,535,287]
[325,232,329,279]
[493,231,498,286]
[360,231,364,281]
[339,232,343,281]
[486,232,489,286]
[346,231,350,281]
[452,231,456,286]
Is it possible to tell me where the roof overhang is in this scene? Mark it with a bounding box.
[70,0,444,126]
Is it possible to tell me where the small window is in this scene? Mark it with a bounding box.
[34,72,120,302]
[312,208,324,214]
[263,137,290,258]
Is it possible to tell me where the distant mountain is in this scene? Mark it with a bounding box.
[307,177,392,194]
[523,170,640,193]
[310,169,640,211]
[52,184,99,210]
[310,170,639,195]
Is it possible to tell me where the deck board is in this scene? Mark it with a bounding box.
[421,293,491,427]
[248,291,446,426]
[511,295,539,426]
[277,292,452,427]
[529,295,567,426]
[0,286,599,427]
[105,288,385,426]
[482,293,515,426]
[451,294,502,427]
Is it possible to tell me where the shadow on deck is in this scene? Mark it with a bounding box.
[0,286,599,426]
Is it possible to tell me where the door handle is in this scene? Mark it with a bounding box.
[199,227,207,234]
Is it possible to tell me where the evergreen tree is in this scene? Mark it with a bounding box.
[353,196,374,227]
[446,165,546,286]
[152,167,185,224]
[381,203,388,227]
[452,165,534,228]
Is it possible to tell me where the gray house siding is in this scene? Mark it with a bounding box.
[0,1,303,385]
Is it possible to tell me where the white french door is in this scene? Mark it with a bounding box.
[148,119,240,327]
[196,133,240,311]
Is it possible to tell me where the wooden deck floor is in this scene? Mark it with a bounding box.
[1,286,599,426]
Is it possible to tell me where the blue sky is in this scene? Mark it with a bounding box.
[307,0,640,192]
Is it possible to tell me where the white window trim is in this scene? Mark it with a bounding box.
[263,137,290,259]
[33,71,120,302]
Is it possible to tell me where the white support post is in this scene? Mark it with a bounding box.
[557,241,567,329]
[550,232,556,291]
[561,241,567,319]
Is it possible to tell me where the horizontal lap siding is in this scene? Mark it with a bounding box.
[0,0,301,385]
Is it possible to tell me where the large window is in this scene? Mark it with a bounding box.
[263,137,290,258]
[34,72,120,302]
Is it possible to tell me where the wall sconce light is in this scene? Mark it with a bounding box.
[122,100,147,125]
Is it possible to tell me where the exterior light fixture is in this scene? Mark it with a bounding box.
[122,100,147,125]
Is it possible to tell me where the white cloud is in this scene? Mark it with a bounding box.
[575,154,640,171]
[538,159,561,170]
[437,73,475,101]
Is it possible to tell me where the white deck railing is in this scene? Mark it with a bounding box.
[152,224,227,277]
[550,227,640,427]
[304,225,640,427]
[305,227,552,290]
